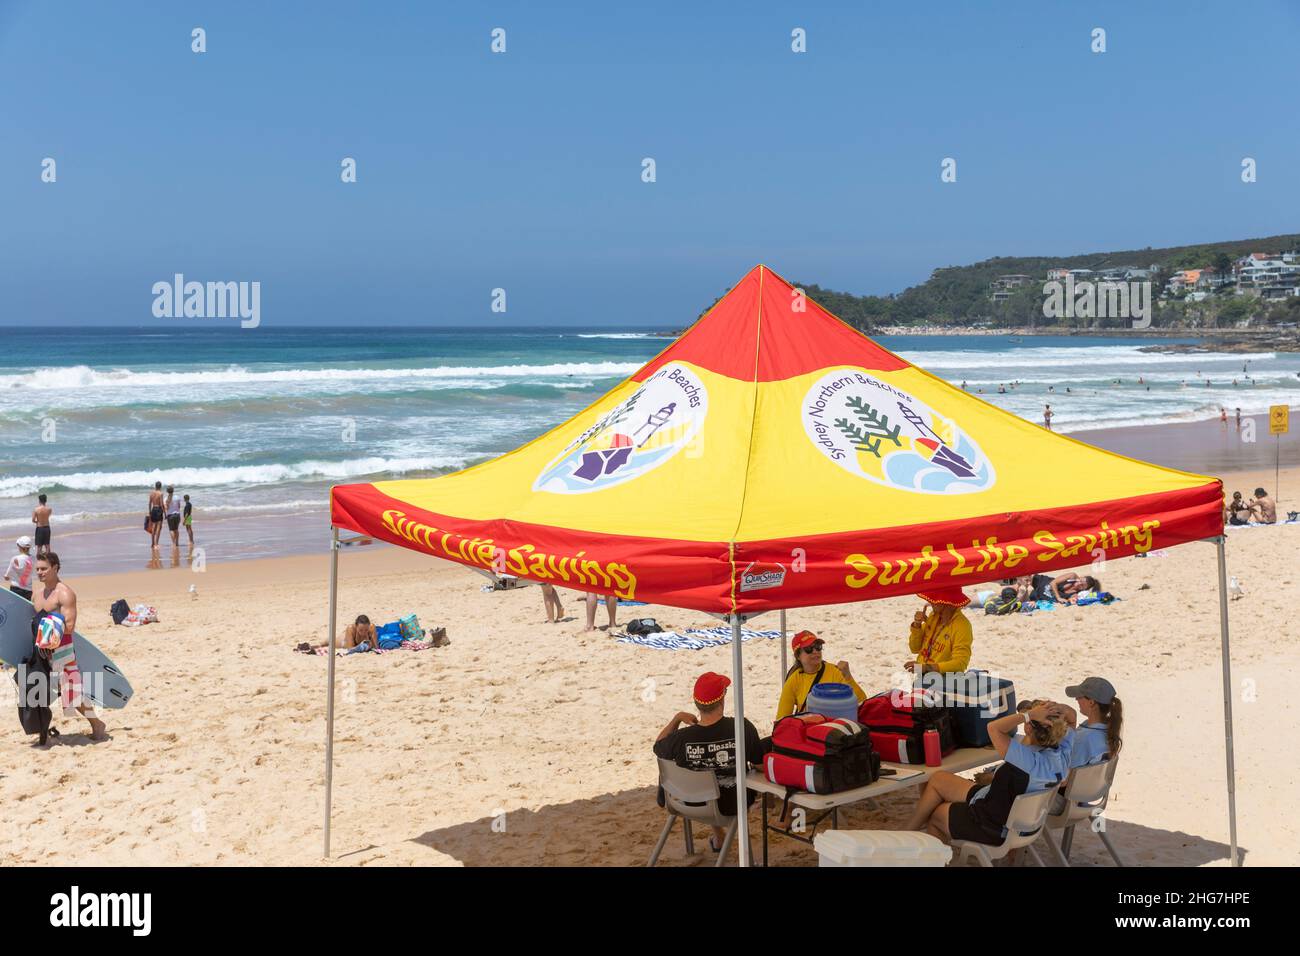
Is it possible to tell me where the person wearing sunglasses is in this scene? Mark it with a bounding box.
[773,630,866,722]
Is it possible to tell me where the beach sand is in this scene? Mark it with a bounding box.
[1,464,1297,868]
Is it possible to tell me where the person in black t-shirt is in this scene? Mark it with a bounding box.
[653,671,765,852]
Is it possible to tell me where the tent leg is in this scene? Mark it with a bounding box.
[1215,536,1240,867]
[779,608,788,687]
[730,614,750,868]
[324,526,339,858]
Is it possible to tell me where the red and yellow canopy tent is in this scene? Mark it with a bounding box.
[325,265,1238,865]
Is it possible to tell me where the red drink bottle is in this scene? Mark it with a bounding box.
[923,728,942,767]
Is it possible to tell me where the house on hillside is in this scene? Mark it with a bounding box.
[1235,252,1298,288]
[989,274,1032,302]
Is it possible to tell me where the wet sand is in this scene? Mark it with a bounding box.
[1073,412,1299,476]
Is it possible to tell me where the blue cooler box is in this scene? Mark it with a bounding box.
[805,683,861,724]
[944,672,1016,747]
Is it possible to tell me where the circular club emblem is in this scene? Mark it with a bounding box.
[534,362,708,494]
[802,369,994,494]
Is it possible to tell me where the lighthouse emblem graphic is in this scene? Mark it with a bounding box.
[801,368,995,494]
[534,362,709,494]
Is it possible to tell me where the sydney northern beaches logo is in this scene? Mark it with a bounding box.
[534,363,708,493]
[802,369,994,493]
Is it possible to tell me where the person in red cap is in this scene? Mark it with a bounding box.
[774,630,866,721]
[653,671,764,852]
[906,588,973,675]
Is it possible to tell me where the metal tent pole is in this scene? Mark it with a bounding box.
[323,526,340,858]
[779,608,788,686]
[1214,535,1240,866]
[729,613,750,867]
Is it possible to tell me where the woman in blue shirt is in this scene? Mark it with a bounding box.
[905,703,1071,845]
[1063,676,1123,767]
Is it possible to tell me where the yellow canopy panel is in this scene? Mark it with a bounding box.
[333,265,1222,612]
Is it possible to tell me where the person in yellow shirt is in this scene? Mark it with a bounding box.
[905,588,974,675]
[774,630,867,722]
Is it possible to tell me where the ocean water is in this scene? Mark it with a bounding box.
[1,327,1298,541]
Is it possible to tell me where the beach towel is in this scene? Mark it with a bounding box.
[1075,591,1119,606]
[120,604,159,627]
[374,639,434,655]
[39,621,89,717]
[614,625,782,650]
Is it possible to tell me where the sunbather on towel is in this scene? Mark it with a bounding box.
[1049,572,1099,605]
[1249,487,1277,525]
[1226,492,1251,526]
[774,630,866,721]
[310,614,376,651]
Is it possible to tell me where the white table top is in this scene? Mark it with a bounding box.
[744,747,1000,810]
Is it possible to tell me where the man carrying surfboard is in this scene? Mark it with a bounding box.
[32,552,108,741]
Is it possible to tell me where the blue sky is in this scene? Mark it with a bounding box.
[2,0,1298,327]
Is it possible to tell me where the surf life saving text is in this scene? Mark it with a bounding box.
[842,518,1161,590]
[381,509,638,599]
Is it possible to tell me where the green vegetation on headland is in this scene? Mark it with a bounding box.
[696,234,1300,338]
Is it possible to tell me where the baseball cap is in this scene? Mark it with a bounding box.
[791,630,820,652]
[16,535,32,549]
[1065,676,1116,705]
[693,672,731,706]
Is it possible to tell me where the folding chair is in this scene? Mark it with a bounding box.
[1038,756,1123,866]
[647,758,752,867]
[950,786,1055,867]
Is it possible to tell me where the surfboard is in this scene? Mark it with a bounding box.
[0,587,133,710]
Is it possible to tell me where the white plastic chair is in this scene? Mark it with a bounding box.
[950,786,1055,867]
[647,758,752,867]
[1038,756,1123,866]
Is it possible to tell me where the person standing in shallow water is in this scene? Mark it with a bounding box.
[147,482,165,550]
[165,485,182,548]
[32,493,52,558]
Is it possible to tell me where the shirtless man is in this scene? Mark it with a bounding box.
[147,481,165,550]
[32,552,107,740]
[32,493,52,558]
[1250,487,1277,525]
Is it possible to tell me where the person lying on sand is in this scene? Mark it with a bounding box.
[1049,573,1098,605]
[304,614,376,652]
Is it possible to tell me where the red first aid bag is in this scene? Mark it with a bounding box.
[763,714,880,794]
[858,691,956,764]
